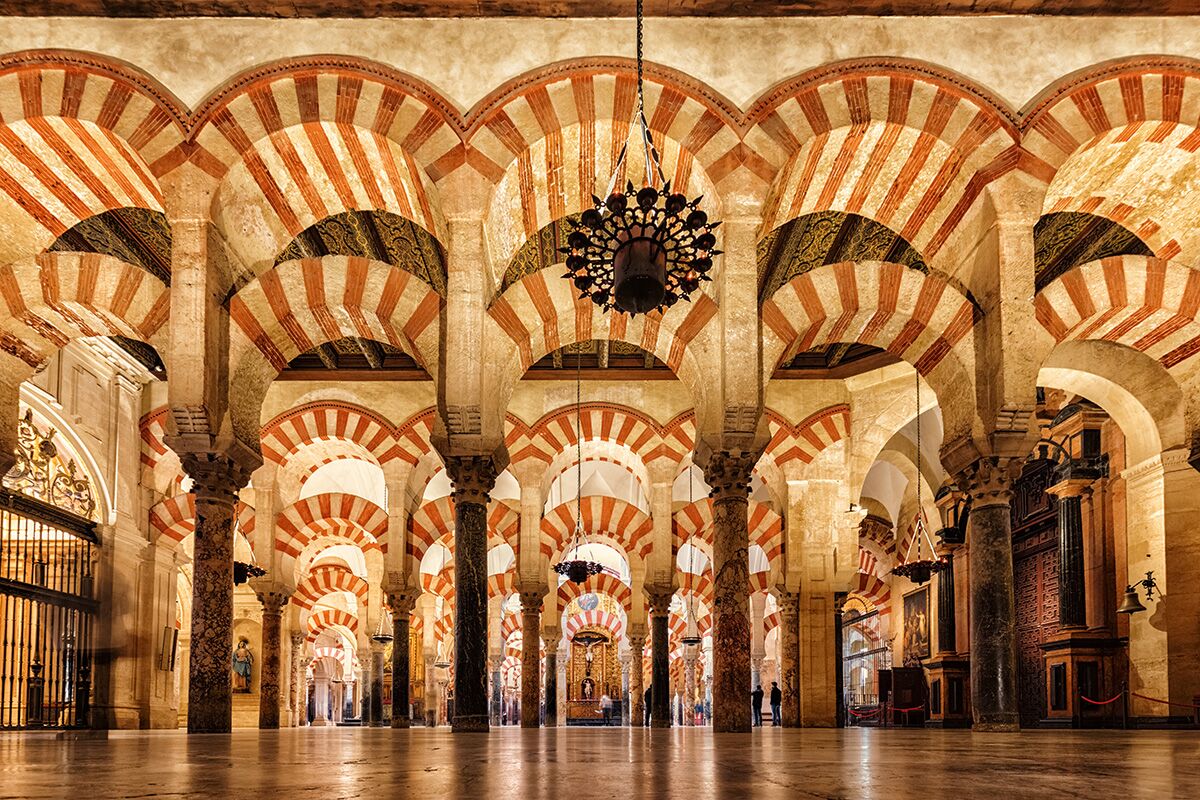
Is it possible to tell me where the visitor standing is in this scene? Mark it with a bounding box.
[770,681,782,726]
[751,684,764,727]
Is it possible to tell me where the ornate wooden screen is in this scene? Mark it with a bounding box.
[1010,458,1059,728]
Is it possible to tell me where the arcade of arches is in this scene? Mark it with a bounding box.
[1,11,1200,791]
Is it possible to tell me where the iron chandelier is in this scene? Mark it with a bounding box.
[891,370,946,586]
[559,0,721,316]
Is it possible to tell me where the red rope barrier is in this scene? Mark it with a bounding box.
[1132,692,1200,710]
[1079,692,1124,706]
[893,705,926,713]
[847,707,881,718]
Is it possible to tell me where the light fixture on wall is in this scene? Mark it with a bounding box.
[891,370,946,586]
[553,351,604,584]
[1117,570,1159,615]
[558,0,721,316]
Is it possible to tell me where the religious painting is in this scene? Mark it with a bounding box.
[902,587,931,661]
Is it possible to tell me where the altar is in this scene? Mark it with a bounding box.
[565,626,621,726]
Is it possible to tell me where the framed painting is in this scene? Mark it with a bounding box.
[902,587,931,661]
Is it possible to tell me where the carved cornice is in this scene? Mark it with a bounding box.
[699,449,758,502]
[956,456,1024,508]
[444,454,501,505]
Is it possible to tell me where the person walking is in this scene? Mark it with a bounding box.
[751,684,764,727]
[769,681,782,726]
[644,685,652,727]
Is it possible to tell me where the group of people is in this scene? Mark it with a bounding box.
[750,682,783,727]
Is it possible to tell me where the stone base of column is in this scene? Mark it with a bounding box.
[392,714,411,729]
[973,720,1020,732]
[452,714,489,732]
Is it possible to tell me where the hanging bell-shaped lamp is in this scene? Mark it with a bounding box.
[1116,586,1147,615]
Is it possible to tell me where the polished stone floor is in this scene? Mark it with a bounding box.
[1,727,1197,799]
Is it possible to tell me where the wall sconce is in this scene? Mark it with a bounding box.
[1117,571,1159,615]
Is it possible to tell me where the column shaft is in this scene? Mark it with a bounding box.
[628,634,645,726]
[255,589,289,729]
[520,593,541,728]
[778,592,800,727]
[1057,494,1087,628]
[391,609,412,727]
[964,458,1020,732]
[185,474,242,734]
[369,643,386,726]
[544,652,558,727]
[937,553,957,653]
[649,599,671,727]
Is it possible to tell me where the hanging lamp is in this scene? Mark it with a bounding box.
[681,463,701,648]
[553,351,605,584]
[892,370,947,586]
[559,0,721,316]
[433,541,451,668]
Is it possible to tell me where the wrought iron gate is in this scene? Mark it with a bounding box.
[0,489,97,729]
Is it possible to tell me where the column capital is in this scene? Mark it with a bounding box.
[444,454,502,505]
[252,583,292,614]
[645,587,674,616]
[181,451,256,505]
[956,456,1023,508]
[697,449,758,502]
[519,590,544,613]
[775,589,801,618]
[289,631,305,649]
[386,588,420,615]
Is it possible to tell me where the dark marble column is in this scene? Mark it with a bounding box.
[387,590,417,728]
[777,590,801,727]
[961,457,1021,732]
[446,456,499,733]
[254,586,290,729]
[519,590,542,728]
[627,630,645,726]
[182,455,251,734]
[490,656,503,725]
[647,591,672,728]
[702,450,756,733]
[1056,490,1087,629]
[544,649,558,727]
[936,552,957,653]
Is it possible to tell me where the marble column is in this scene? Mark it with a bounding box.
[424,655,437,726]
[683,650,697,726]
[519,591,542,728]
[936,551,957,653]
[628,630,645,726]
[490,655,504,725]
[289,633,306,727]
[182,455,251,734]
[369,641,387,726]
[544,648,558,728]
[961,457,1021,732]
[312,676,330,726]
[777,590,800,727]
[254,586,291,729]
[647,592,672,728]
[620,656,631,725]
[446,456,499,733]
[387,590,418,728]
[702,451,755,733]
[1052,484,1088,629]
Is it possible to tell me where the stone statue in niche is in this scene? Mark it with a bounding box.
[581,677,595,700]
[232,638,254,692]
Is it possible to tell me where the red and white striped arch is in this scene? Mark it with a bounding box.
[540,496,653,562]
[306,608,359,643]
[294,564,369,611]
[507,402,695,470]
[226,255,441,447]
[1023,60,1200,262]
[276,492,385,578]
[261,400,396,467]
[748,62,1017,263]
[409,497,520,566]
[0,252,170,369]
[762,404,850,470]
[468,61,742,277]
[311,645,354,676]
[762,261,977,442]
[488,569,517,601]
[672,498,784,565]
[851,571,892,618]
[556,572,633,614]
[0,54,182,261]
[1034,255,1200,372]
[488,269,718,409]
[149,493,256,549]
[564,609,625,642]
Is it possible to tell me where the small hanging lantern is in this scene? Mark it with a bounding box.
[680,462,702,647]
[891,370,946,586]
[553,350,605,584]
[559,0,720,317]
